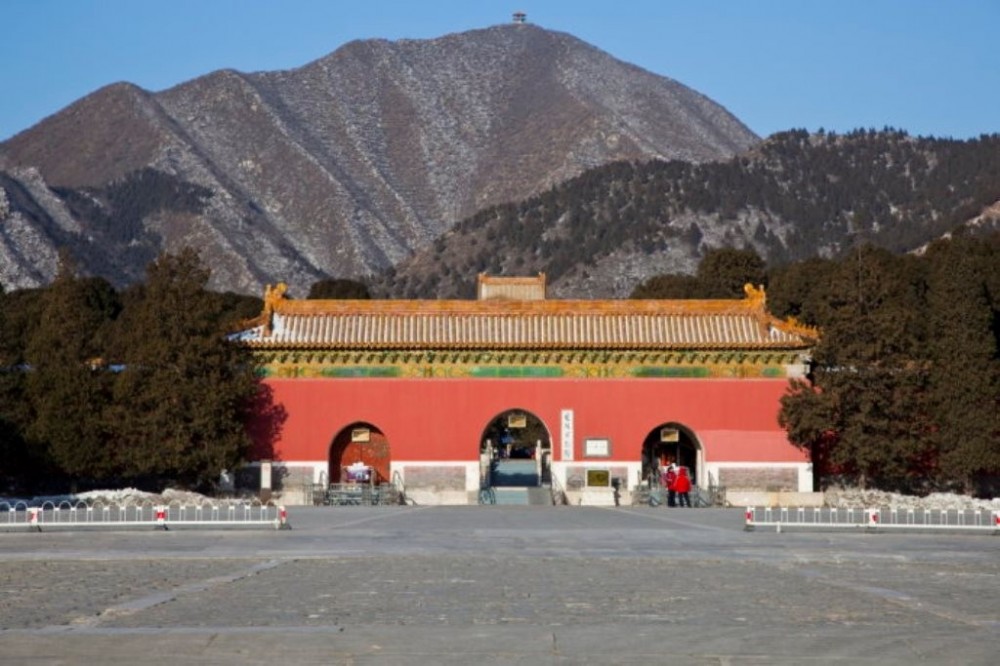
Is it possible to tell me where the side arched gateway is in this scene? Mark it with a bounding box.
[329,422,391,484]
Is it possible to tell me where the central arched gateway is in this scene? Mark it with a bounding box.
[480,409,552,491]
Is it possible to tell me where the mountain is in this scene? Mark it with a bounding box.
[377,129,1000,299]
[0,24,757,293]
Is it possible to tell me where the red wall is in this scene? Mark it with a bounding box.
[251,378,807,464]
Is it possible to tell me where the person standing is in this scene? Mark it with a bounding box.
[664,463,679,507]
[675,466,692,507]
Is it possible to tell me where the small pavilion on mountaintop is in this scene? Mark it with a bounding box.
[235,273,818,505]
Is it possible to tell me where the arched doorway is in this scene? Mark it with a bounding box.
[329,422,391,484]
[480,409,552,489]
[642,422,702,486]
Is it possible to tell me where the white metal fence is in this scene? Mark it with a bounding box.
[1,499,289,531]
[745,506,999,534]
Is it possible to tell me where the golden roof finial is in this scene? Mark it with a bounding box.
[743,283,766,307]
[264,282,288,314]
[262,283,288,335]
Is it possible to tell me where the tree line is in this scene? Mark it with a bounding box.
[633,237,1000,496]
[0,249,264,494]
[2,238,996,497]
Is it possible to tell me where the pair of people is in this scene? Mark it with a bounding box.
[661,463,692,507]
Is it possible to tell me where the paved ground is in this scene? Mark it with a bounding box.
[1,505,998,665]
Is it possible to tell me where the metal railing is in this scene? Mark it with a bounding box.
[1,499,288,531]
[392,470,412,506]
[323,483,400,506]
[549,470,567,506]
[478,483,496,505]
[693,484,726,507]
[478,458,496,505]
[745,506,999,534]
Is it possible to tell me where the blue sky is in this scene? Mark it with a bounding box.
[2,0,997,142]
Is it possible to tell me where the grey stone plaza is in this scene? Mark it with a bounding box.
[1,506,998,664]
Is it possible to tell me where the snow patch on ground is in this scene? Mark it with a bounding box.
[1,487,218,507]
[825,488,1000,511]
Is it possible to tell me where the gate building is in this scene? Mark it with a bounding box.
[236,274,817,504]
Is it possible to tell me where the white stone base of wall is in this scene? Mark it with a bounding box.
[252,460,817,505]
[565,488,619,506]
[274,486,315,506]
[705,462,813,493]
[404,489,474,506]
[726,490,825,507]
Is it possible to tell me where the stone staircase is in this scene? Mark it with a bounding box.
[492,487,552,505]
[488,459,551,505]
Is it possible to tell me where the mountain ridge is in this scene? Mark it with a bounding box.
[376,129,1000,300]
[0,24,758,293]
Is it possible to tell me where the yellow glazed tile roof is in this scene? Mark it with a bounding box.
[236,284,817,351]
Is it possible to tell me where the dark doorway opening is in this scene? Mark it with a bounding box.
[642,422,700,486]
[480,409,551,490]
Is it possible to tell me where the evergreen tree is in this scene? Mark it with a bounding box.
[108,249,259,490]
[767,257,839,325]
[22,257,119,486]
[922,236,1000,493]
[630,248,767,300]
[0,283,27,489]
[0,285,47,491]
[307,278,371,300]
[695,247,767,298]
[780,246,931,490]
[208,291,265,330]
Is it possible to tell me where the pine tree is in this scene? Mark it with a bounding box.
[0,283,27,488]
[767,257,839,324]
[630,247,767,300]
[307,278,371,299]
[695,247,767,298]
[780,246,931,490]
[108,249,260,490]
[22,256,119,486]
[923,236,1000,493]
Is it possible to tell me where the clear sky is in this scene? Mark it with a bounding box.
[2,0,998,142]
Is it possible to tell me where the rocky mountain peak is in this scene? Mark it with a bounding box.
[0,25,758,294]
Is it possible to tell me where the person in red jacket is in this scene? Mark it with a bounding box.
[674,466,692,507]
[662,463,679,507]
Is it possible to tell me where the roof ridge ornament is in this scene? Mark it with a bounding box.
[775,315,820,342]
[743,283,766,308]
[264,282,288,312]
[263,282,288,335]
